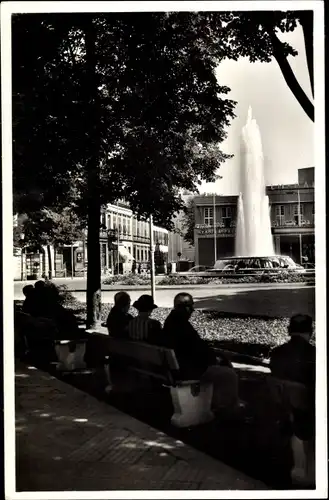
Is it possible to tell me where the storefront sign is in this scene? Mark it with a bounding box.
[197,227,234,236]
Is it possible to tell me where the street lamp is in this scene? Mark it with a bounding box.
[213,193,217,263]
[149,215,156,300]
[106,228,116,275]
[20,233,25,281]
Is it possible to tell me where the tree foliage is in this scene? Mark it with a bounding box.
[181,197,197,246]
[13,209,84,249]
[12,13,237,228]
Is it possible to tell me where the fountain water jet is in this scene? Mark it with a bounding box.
[235,107,274,256]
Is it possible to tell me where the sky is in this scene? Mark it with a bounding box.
[200,23,314,196]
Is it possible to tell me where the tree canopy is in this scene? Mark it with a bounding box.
[14,208,84,250]
[13,12,237,228]
[181,198,197,246]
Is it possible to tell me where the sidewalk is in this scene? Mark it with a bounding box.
[15,360,268,492]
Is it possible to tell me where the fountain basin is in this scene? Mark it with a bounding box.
[208,255,306,275]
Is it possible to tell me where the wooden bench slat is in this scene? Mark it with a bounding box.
[107,338,179,370]
[126,366,172,383]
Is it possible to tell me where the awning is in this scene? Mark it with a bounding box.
[118,245,135,262]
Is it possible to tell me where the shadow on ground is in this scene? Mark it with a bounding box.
[18,357,297,490]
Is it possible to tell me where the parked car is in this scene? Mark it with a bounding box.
[206,256,306,275]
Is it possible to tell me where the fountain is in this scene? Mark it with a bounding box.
[235,106,274,256]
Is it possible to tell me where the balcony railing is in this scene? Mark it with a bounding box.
[100,228,133,239]
[271,219,314,228]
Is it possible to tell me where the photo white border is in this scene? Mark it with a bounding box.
[1,1,326,499]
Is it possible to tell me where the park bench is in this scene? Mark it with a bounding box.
[100,336,215,428]
[15,310,88,372]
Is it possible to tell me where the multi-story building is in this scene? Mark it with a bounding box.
[14,200,169,279]
[194,168,315,267]
[98,200,169,275]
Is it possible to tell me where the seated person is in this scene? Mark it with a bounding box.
[50,302,81,340]
[270,314,315,438]
[31,280,58,319]
[162,293,242,413]
[127,294,162,343]
[106,291,133,337]
[22,284,36,315]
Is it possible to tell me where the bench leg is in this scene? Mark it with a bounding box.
[55,343,86,371]
[104,361,113,394]
[170,383,214,428]
[291,435,315,486]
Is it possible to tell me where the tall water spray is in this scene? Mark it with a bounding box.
[235,107,274,256]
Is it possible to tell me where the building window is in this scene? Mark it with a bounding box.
[221,206,232,218]
[204,207,213,225]
[137,249,140,261]
[101,212,106,228]
[293,204,304,225]
[122,216,127,235]
[221,206,232,228]
[275,205,285,225]
[101,244,107,268]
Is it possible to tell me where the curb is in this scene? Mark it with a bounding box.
[63,282,314,292]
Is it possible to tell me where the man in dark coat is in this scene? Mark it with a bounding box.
[163,293,241,412]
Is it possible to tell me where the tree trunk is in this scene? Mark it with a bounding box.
[46,244,52,280]
[298,11,314,97]
[265,28,314,122]
[84,17,102,329]
[86,196,101,329]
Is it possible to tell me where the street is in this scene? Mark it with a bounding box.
[14,278,315,318]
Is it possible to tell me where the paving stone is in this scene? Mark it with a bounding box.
[15,360,268,491]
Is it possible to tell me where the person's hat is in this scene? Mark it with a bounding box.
[133,294,158,312]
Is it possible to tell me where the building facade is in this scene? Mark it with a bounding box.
[14,200,169,280]
[194,168,315,267]
[98,200,169,275]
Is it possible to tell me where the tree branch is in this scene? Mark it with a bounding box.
[298,12,314,97]
[268,30,314,122]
